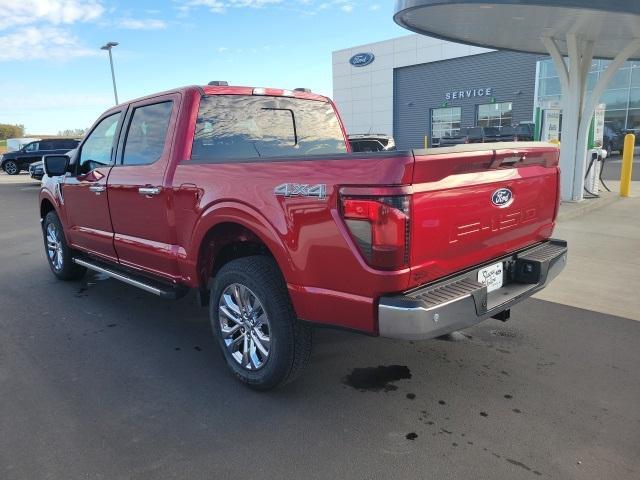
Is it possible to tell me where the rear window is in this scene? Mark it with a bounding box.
[483,127,500,135]
[516,124,533,134]
[468,127,483,137]
[191,95,347,161]
[500,126,515,135]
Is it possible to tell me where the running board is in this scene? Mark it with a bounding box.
[72,258,187,299]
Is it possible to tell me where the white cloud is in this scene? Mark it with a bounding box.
[184,0,283,13]
[0,27,98,61]
[340,4,353,13]
[0,0,104,31]
[118,18,167,30]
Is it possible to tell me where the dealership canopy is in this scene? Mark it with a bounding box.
[394,0,640,201]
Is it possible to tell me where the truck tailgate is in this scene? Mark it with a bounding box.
[409,143,559,286]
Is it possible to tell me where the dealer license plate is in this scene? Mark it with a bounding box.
[477,262,504,293]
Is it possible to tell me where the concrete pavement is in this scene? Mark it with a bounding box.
[536,181,640,321]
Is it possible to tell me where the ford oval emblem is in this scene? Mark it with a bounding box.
[492,188,513,207]
[349,52,375,67]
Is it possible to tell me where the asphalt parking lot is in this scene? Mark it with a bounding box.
[1,175,639,480]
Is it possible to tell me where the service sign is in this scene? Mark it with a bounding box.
[349,52,375,67]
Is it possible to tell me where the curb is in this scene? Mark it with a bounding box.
[557,191,621,222]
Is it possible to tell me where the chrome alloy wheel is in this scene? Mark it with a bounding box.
[4,161,18,175]
[46,222,64,271]
[218,283,271,370]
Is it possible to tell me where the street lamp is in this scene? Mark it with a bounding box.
[100,41,119,105]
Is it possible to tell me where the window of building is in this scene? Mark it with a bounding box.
[122,101,173,166]
[431,107,461,141]
[477,102,513,127]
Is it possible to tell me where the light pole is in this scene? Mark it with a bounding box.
[100,41,119,105]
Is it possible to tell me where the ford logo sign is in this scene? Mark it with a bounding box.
[349,52,375,67]
[492,188,513,207]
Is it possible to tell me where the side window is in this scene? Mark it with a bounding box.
[122,101,173,166]
[25,142,39,152]
[79,112,121,174]
[40,141,54,151]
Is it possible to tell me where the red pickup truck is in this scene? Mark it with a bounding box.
[39,83,567,389]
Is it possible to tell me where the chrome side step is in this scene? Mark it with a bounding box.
[72,257,186,299]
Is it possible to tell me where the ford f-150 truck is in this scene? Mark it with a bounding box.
[39,83,567,389]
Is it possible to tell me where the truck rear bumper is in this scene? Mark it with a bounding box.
[378,239,567,340]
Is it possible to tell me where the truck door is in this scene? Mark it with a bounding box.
[106,94,180,280]
[62,110,124,261]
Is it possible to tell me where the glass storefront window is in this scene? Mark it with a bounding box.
[628,88,640,110]
[537,57,640,130]
[627,109,640,130]
[540,77,561,97]
[477,102,513,127]
[431,107,461,140]
[600,89,629,111]
[631,68,640,88]
[607,68,632,90]
[604,110,627,131]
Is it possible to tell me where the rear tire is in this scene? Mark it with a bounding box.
[42,211,86,281]
[210,256,312,390]
[4,160,19,175]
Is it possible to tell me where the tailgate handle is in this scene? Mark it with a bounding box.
[500,155,524,166]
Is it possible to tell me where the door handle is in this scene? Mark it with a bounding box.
[138,186,162,196]
[89,185,106,193]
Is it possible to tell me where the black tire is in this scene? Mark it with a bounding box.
[42,211,87,281]
[210,256,312,390]
[3,160,19,175]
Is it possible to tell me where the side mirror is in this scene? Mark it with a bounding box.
[43,154,70,177]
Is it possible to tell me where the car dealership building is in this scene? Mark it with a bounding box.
[332,34,640,149]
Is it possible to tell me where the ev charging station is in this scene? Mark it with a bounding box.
[535,102,607,196]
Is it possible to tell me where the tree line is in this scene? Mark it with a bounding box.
[0,124,25,140]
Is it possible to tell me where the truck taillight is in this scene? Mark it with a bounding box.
[340,195,410,270]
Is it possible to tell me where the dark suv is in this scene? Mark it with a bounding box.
[439,126,500,147]
[1,138,80,175]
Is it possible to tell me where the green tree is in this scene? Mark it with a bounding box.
[0,124,25,140]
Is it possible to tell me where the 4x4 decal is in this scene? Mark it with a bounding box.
[274,183,327,200]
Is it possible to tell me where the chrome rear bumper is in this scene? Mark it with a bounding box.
[378,239,568,340]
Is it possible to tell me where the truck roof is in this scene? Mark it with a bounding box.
[119,84,330,108]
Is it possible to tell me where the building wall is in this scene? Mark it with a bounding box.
[393,50,538,149]
[332,34,491,136]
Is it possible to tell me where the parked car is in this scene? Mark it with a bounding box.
[498,125,516,142]
[39,83,567,389]
[29,161,45,180]
[515,122,536,141]
[439,126,500,146]
[348,134,396,152]
[1,138,80,175]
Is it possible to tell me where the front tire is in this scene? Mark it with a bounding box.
[4,160,19,175]
[42,211,86,281]
[210,256,312,390]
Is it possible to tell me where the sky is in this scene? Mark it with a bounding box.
[0,0,407,134]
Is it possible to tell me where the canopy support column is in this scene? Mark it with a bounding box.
[544,35,640,201]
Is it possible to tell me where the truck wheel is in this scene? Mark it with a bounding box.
[210,256,312,390]
[42,211,87,281]
[4,160,19,175]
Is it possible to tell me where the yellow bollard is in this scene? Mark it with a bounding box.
[424,135,429,149]
[620,133,635,197]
